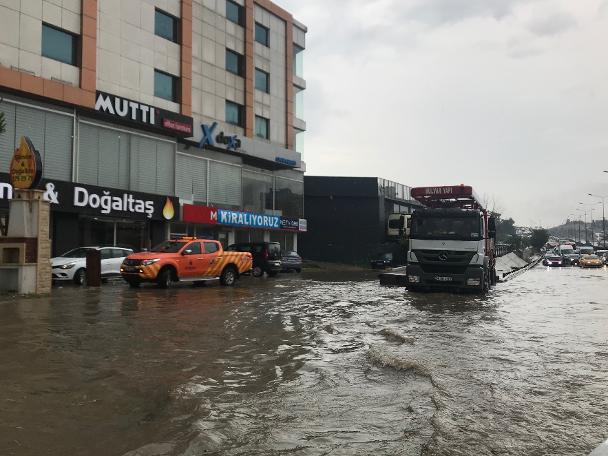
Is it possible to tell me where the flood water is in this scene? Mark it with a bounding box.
[1,266,607,455]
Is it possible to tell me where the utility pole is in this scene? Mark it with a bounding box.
[589,194,606,249]
[577,205,588,244]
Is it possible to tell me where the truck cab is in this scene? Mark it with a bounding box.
[405,185,496,293]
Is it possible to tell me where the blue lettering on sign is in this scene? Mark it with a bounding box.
[217,209,281,229]
[275,157,297,167]
[199,122,218,147]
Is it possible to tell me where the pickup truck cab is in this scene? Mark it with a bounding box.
[120,238,252,288]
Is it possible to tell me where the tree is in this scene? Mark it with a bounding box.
[530,229,549,250]
[0,111,5,134]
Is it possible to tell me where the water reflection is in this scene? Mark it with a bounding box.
[0,267,606,455]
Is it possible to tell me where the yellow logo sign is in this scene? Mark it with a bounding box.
[9,136,42,190]
[162,197,175,220]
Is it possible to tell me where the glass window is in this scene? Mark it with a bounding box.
[154,70,178,102]
[293,44,304,78]
[255,23,269,46]
[275,177,304,218]
[100,249,113,260]
[155,9,178,43]
[204,242,219,254]
[242,170,273,213]
[226,49,243,76]
[295,128,304,154]
[255,115,269,139]
[295,87,304,120]
[226,0,243,26]
[255,68,269,93]
[225,101,243,126]
[42,23,77,66]
[184,242,202,254]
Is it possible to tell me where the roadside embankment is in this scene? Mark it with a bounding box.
[496,252,541,282]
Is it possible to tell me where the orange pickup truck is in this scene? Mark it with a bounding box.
[120,238,252,288]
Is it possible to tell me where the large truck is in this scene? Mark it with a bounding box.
[405,185,497,293]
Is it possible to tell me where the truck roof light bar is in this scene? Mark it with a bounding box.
[410,185,485,210]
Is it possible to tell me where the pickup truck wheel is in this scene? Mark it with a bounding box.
[157,268,172,289]
[252,266,263,277]
[220,266,237,286]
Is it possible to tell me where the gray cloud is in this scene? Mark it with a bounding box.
[402,0,531,26]
[526,12,577,36]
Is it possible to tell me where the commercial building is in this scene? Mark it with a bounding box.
[300,176,422,265]
[0,0,307,256]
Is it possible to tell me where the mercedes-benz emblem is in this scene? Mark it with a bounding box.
[438,252,449,261]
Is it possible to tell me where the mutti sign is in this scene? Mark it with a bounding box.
[94,91,193,137]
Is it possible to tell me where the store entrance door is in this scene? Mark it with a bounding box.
[79,217,150,252]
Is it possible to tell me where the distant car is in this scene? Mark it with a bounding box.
[579,246,595,256]
[370,253,393,269]
[281,250,302,273]
[579,254,604,268]
[561,251,581,266]
[227,242,282,277]
[52,247,133,285]
[542,254,563,267]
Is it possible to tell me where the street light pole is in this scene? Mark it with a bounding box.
[589,194,607,248]
[578,203,588,244]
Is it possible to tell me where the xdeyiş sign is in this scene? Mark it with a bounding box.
[95,91,193,137]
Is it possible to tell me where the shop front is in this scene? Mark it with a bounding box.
[0,173,180,255]
[178,203,306,251]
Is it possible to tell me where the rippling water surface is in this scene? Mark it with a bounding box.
[0,266,607,455]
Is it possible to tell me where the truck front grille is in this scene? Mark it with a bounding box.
[414,250,476,274]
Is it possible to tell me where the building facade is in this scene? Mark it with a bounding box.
[300,176,422,266]
[0,0,306,256]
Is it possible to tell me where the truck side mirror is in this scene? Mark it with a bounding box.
[398,216,405,236]
[488,217,497,238]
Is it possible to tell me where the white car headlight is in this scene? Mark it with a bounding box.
[60,262,76,269]
[142,259,160,266]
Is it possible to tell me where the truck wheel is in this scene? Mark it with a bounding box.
[252,266,263,277]
[73,268,86,286]
[157,268,172,289]
[220,266,237,286]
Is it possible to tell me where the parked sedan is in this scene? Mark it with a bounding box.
[281,251,302,273]
[51,247,134,285]
[579,254,604,268]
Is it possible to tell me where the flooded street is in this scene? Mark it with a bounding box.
[1,266,607,456]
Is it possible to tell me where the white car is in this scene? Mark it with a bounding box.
[51,247,134,285]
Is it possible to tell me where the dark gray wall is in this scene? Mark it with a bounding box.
[300,177,386,265]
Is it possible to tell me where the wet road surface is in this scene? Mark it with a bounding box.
[0,265,607,455]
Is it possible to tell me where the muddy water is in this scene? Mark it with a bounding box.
[0,266,607,455]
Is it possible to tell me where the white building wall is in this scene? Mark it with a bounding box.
[96,0,181,112]
[253,5,285,145]
[0,0,81,86]
[191,0,245,139]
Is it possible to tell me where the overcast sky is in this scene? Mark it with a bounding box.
[276,0,608,227]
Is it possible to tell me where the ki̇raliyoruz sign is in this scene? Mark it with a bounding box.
[182,204,307,232]
[94,91,194,137]
[0,174,178,222]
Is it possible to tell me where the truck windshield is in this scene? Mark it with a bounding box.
[151,241,185,253]
[411,216,481,240]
